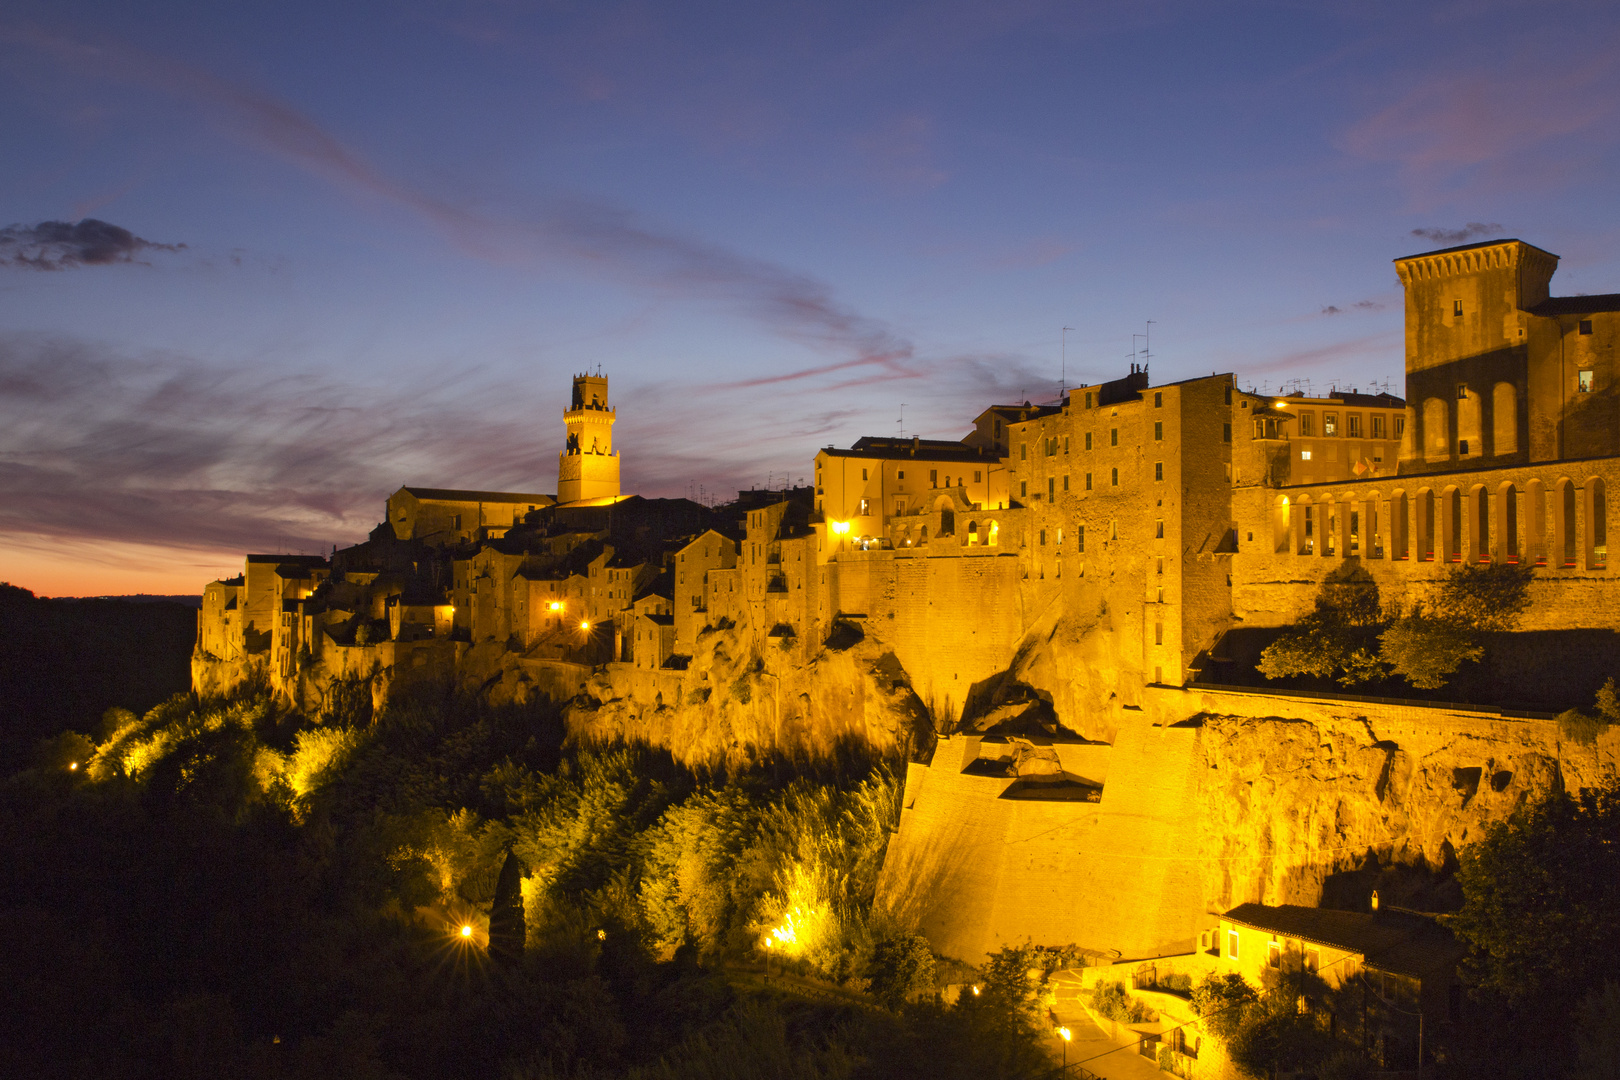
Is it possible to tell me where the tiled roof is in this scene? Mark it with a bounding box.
[1531,293,1620,316]
[1394,237,1552,261]
[402,487,555,504]
[1224,903,1466,980]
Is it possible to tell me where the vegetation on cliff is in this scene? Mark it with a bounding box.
[0,685,1038,1079]
[1256,562,1535,692]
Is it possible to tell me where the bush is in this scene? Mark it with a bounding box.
[866,934,936,1010]
[1559,709,1610,747]
[1090,981,1155,1024]
[1190,972,1258,1042]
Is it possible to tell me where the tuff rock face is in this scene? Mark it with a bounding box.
[563,625,932,767]
[1194,709,1620,913]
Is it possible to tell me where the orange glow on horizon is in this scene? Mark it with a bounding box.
[3,537,245,598]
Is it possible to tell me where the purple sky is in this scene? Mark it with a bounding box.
[4,0,1620,594]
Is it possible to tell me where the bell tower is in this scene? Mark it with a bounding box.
[557,372,620,503]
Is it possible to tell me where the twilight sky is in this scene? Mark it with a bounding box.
[4,0,1620,595]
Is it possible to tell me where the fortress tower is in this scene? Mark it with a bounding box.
[557,372,621,503]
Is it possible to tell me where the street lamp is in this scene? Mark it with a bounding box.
[1059,1026,1071,1071]
[460,924,473,939]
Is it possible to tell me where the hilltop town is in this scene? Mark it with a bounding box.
[193,238,1620,1072]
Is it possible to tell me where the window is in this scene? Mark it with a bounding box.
[1454,299,1463,317]
[1085,392,1093,408]
[930,469,937,485]
[1021,444,1027,460]
[1156,556,1163,574]
[897,470,905,479]
[1580,370,1595,393]
[1063,475,1070,491]
[1224,385,1232,405]
[1154,391,1163,408]
[859,498,870,514]
[1154,622,1163,645]
[1064,436,1070,453]
[1457,383,1468,400]
[1300,412,1314,437]
[1078,525,1085,553]
[1580,320,1594,335]
[1155,519,1164,538]
[1372,414,1385,439]
[1348,414,1362,438]
[1305,948,1319,974]
[862,468,868,481]
[1154,421,1163,441]
[1223,422,1232,443]
[1395,415,1406,438]
[974,470,982,482]
[1020,481,1027,497]
[1111,428,1119,446]
[1111,467,1119,486]
[1086,473,1093,490]
[1085,432,1093,451]
[1301,450,1312,461]
[1048,477,1056,500]
[1155,462,1163,481]
[1039,529,1046,545]
[1323,412,1338,436]
[1268,942,1281,969]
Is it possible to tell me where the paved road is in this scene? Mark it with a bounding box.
[1046,970,1167,1080]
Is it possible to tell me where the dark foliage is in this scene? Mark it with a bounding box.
[0,584,196,774]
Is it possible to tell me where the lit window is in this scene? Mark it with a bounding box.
[1323,412,1338,436]
[1580,370,1595,393]
[1301,450,1312,461]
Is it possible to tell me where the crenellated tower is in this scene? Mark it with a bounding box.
[557,372,620,503]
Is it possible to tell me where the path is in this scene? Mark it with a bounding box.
[1045,970,1167,1080]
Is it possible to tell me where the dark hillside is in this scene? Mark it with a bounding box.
[0,584,197,773]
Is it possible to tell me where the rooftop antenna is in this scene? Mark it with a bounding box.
[1061,326,1075,399]
[898,403,907,438]
[1142,319,1155,379]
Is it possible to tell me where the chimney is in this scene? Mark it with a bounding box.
[912,435,919,456]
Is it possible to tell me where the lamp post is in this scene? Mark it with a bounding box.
[1059,1026,1071,1072]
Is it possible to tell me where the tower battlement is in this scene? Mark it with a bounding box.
[558,372,621,503]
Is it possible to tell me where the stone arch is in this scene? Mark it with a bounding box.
[1586,477,1607,570]
[1423,398,1450,461]
[1361,490,1383,557]
[1496,482,1520,563]
[1390,489,1409,560]
[1556,478,1578,566]
[1293,494,1315,555]
[1493,382,1518,456]
[933,495,956,537]
[1457,388,1483,458]
[987,519,1000,547]
[1416,487,1436,561]
[1525,479,1547,565]
[1467,484,1490,562]
[1273,494,1292,554]
[966,519,979,546]
[1441,486,1464,562]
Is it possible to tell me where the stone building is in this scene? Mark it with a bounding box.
[557,373,621,504]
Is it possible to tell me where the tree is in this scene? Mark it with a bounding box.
[1378,562,1535,690]
[489,850,526,964]
[1448,780,1620,1007]
[1190,972,1258,1042]
[866,934,935,1011]
[1258,567,1387,686]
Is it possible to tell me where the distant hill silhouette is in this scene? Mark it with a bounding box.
[0,583,197,774]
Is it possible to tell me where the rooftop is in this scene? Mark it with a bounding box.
[1531,293,1620,316]
[401,486,555,504]
[820,436,1001,462]
[1394,237,1556,262]
[1224,903,1465,980]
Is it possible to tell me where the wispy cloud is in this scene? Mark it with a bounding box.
[1340,43,1620,201]
[0,218,185,270]
[2,25,916,373]
[1410,222,1504,244]
[1320,299,1385,316]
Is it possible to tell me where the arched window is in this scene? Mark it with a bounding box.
[987,520,1000,547]
[1457,389,1482,458]
[966,520,979,546]
[1417,489,1436,561]
[1423,398,1450,461]
[1390,490,1409,560]
[1274,496,1292,554]
[1497,483,1519,563]
[1467,485,1489,562]
[1493,383,1518,455]
[1526,479,1547,565]
[1587,478,1607,569]
[1558,480,1578,566]
[1443,487,1463,562]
